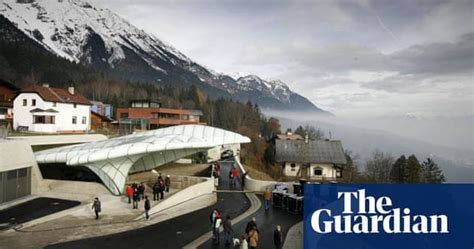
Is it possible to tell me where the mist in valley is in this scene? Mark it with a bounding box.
[263,110,474,183]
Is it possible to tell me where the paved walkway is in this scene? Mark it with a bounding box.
[46,160,251,249]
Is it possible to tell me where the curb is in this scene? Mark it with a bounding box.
[183,192,261,249]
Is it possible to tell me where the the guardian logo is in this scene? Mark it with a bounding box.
[311,189,449,234]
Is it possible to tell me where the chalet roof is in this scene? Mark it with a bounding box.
[18,84,91,105]
[275,139,347,165]
[276,134,303,140]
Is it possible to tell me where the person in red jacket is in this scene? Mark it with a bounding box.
[231,166,239,185]
[125,184,134,204]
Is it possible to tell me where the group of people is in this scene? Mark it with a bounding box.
[212,161,241,188]
[122,175,171,220]
[210,210,283,249]
[125,182,147,209]
[152,175,171,201]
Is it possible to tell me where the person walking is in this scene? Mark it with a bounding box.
[138,182,145,200]
[126,184,133,204]
[263,188,272,211]
[132,187,140,209]
[248,225,259,249]
[274,225,283,249]
[231,166,239,185]
[91,197,101,220]
[229,170,234,186]
[241,172,248,190]
[144,196,151,220]
[223,215,234,246]
[212,211,222,245]
[158,177,165,200]
[245,217,258,234]
[153,181,160,201]
[165,175,171,192]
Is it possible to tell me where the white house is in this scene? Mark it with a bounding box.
[275,138,347,181]
[13,84,91,133]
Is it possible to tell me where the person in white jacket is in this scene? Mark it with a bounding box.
[240,235,248,249]
[213,213,222,245]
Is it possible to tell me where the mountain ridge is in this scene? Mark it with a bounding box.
[0,0,329,114]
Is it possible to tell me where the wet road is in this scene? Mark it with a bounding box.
[0,197,80,231]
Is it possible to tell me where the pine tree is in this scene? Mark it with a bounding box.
[421,158,446,183]
[406,155,422,183]
[263,143,276,167]
[294,126,305,137]
[390,155,407,183]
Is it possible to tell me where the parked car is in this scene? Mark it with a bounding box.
[220,149,234,159]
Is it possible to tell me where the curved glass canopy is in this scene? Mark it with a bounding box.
[35,125,251,195]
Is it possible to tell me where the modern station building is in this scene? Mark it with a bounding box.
[34,125,250,195]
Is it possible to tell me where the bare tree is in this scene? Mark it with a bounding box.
[295,125,325,140]
[364,150,394,183]
[305,125,325,140]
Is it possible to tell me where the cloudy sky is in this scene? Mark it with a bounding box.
[96,0,473,118]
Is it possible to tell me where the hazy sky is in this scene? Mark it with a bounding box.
[96,0,473,118]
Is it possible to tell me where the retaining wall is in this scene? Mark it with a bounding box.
[235,157,295,193]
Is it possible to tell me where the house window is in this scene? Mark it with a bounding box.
[33,115,55,124]
[32,99,36,106]
[72,116,77,124]
[82,116,86,124]
[73,104,77,108]
[290,163,296,172]
[52,102,56,107]
[23,99,27,106]
[336,168,342,178]
[314,167,323,176]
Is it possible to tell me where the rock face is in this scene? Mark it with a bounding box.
[0,0,328,113]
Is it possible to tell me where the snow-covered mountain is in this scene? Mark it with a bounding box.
[236,75,292,102]
[0,0,328,113]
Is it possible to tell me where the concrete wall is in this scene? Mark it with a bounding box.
[0,140,45,197]
[40,179,109,195]
[0,140,36,172]
[13,92,91,132]
[235,157,295,193]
